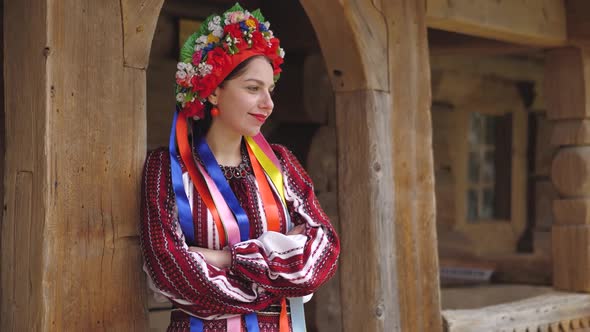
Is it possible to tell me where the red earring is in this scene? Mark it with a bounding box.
[211,106,219,117]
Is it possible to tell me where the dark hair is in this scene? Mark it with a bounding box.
[192,55,271,137]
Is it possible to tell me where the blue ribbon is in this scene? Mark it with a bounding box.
[183,130,258,331]
[169,111,196,244]
[194,135,251,242]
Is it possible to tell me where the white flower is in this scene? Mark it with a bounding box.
[212,15,221,25]
[279,48,285,58]
[197,63,213,76]
[197,35,208,44]
[176,70,187,80]
[176,93,185,103]
[212,28,224,38]
[244,10,251,18]
[176,62,186,71]
[264,22,270,29]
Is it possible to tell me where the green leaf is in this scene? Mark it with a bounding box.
[180,33,198,62]
[251,9,265,22]
[225,3,245,14]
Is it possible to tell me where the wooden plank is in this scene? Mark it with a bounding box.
[552,120,590,146]
[121,0,166,69]
[551,147,590,197]
[545,47,590,120]
[40,0,148,330]
[384,1,442,330]
[2,0,47,330]
[443,292,590,331]
[554,199,590,226]
[553,225,590,291]
[426,0,567,47]
[300,0,387,91]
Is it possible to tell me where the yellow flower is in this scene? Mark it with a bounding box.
[207,34,220,44]
[246,19,256,29]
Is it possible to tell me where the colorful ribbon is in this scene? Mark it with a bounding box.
[171,119,306,332]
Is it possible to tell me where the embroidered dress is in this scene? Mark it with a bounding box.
[140,144,340,332]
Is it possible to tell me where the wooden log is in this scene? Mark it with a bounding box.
[554,199,590,226]
[426,0,567,47]
[535,180,557,231]
[545,47,590,120]
[551,147,590,197]
[536,114,556,176]
[553,225,590,291]
[442,292,590,332]
[121,0,166,69]
[300,0,387,91]
[551,120,590,147]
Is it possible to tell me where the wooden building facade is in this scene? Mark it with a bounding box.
[3,0,590,331]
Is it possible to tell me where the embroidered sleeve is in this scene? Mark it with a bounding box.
[140,148,276,319]
[229,145,340,297]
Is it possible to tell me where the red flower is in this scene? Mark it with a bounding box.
[191,75,217,98]
[206,47,230,76]
[251,31,268,52]
[184,100,205,118]
[224,23,243,39]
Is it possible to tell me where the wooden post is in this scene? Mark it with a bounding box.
[2,0,152,329]
[546,46,590,292]
[302,0,442,330]
[384,2,442,330]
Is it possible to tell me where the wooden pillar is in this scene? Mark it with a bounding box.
[383,2,442,330]
[302,0,441,331]
[1,0,162,329]
[546,46,590,292]
[547,1,590,292]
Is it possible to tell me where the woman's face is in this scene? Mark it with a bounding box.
[211,57,275,137]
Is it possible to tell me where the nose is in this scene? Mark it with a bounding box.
[259,90,274,112]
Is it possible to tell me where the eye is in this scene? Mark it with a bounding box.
[247,86,260,92]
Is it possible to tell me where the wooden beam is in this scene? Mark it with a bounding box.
[443,292,590,331]
[426,0,567,47]
[121,0,166,69]
[300,0,387,91]
[2,0,149,329]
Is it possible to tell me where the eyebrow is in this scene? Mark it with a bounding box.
[243,78,275,89]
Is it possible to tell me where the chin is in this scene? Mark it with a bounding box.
[241,126,262,137]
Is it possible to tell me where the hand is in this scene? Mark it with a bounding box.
[286,224,306,236]
[189,247,231,269]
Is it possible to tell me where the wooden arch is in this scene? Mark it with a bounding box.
[2,0,441,331]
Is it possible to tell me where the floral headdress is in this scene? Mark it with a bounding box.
[175,3,285,119]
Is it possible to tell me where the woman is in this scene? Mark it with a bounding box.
[140,4,340,332]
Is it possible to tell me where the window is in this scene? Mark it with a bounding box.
[466,112,512,222]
